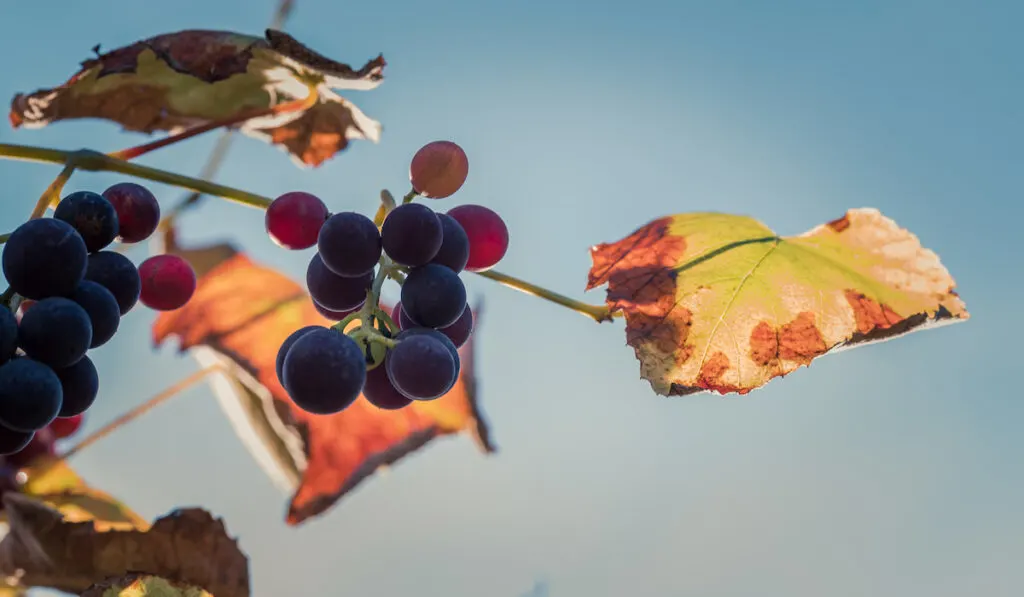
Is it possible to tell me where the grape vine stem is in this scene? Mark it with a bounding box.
[0,142,619,323]
[56,364,224,462]
[0,143,272,211]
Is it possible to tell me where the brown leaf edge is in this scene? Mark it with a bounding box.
[265,29,386,85]
[0,493,249,597]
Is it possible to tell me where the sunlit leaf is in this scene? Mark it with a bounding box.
[151,236,495,525]
[9,29,384,166]
[587,208,969,396]
[0,455,147,532]
[0,493,248,597]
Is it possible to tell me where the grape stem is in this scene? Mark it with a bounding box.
[56,364,224,462]
[0,232,10,245]
[108,85,319,161]
[30,163,75,219]
[402,188,418,204]
[0,142,619,323]
[0,143,272,211]
[475,269,618,323]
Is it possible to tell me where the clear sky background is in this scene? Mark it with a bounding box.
[0,1,1021,595]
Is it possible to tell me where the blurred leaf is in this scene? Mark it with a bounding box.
[587,208,969,396]
[152,240,495,525]
[80,573,213,596]
[0,455,147,532]
[9,29,384,166]
[0,493,248,597]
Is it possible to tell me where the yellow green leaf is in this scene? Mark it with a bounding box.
[14,456,148,531]
[587,208,968,395]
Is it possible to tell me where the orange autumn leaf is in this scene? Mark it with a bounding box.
[151,242,494,525]
[587,208,969,396]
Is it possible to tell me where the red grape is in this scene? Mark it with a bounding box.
[409,140,469,199]
[266,192,329,250]
[138,254,197,311]
[15,299,35,323]
[49,413,84,439]
[447,204,509,272]
[102,182,161,243]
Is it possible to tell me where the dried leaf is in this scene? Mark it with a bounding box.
[80,573,213,597]
[587,208,969,396]
[0,493,248,597]
[151,240,495,525]
[9,29,385,166]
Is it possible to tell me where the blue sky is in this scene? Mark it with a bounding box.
[1,1,1021,595]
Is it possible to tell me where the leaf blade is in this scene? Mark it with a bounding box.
[588,208,968,395]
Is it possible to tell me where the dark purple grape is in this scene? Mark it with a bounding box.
[84,251,141,315]
[0,358,63,432]
[430,214,470,273]
[281,327,366,415]
[18,297,92,368]
[275,325,324,384]
[0,425,33,456]
[312,300,358,322]
[362,362,413,410]
[1,218,87,300]
[400,263,467,328]
[102,182,161,243]
[386,329,458,400]
[4,427,55,468]
[53,356,99,418]
[69,281,120,348]
[317,212,382,277]
[396,301,418,329]
[380,203,443,267]
[0,308,17,365]
[437,305,474,348]
[397,327,461,381]
[53,191,119,252]
[306,253,372,312]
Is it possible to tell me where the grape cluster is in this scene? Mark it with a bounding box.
[270,141,509,415]
[0,182,196,457]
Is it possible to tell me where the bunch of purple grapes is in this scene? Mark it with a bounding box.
[270,141,509,415]
[0,183,197,457]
